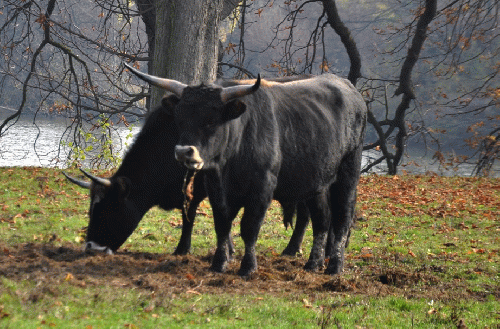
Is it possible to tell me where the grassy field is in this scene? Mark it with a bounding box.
[0,167,499,328]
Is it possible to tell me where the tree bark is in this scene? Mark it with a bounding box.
[151,0,227,107]
[394,0,437,99]
[322,0,362,85]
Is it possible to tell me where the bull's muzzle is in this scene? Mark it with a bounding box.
[85,241,113,255]
[175,145,204,170]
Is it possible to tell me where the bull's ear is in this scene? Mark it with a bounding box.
[115,177,131,199]
[161,95,180,116]
[222,100,247,122]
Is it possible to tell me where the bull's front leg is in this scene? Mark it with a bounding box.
[238,199,272,277]
[211,206,235,273]
[205,173,240,273]
[173,199,199,255]
[238,173,276,277]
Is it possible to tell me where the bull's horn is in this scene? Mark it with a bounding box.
[63,172,91,189]
[220,74,261,103]
[79,169,112,187]
[124,62,186,97]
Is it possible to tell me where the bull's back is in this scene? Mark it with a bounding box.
[267,74,366,201]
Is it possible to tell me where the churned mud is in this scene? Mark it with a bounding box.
[1,242,495,302]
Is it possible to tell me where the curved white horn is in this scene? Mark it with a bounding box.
[62,172,91,189]
[124,62,186,97]
[79,169,112,187]
[220,74,261,103]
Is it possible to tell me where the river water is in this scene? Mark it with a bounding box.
[0,116,140,168]
[0,115,498,177]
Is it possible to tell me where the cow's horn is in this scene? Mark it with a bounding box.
[220,74,261,103]
[124,62,186,97]
[63,172,91,189]
[79,169,112,187]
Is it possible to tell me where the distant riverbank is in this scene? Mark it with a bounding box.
[1,114,498,176]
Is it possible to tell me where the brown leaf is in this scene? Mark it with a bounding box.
[302,298,312,308]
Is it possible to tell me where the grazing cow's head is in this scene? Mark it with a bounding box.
[125,63,260,170]
[63,170,137,254]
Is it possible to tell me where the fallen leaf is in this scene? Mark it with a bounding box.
[124,324,138,329]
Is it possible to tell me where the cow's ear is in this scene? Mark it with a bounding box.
[222,100,247,122]
[115,177,131,199]
[161,95,180,116]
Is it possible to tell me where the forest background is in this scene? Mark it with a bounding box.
[0,0,498,175]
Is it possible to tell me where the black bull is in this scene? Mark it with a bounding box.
[126,63,367,276]
[63,77,324,258]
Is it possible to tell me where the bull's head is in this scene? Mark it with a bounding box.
[63,169,136,254]
[124,63,260,170]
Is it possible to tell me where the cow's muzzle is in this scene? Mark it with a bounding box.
[175,145,204,170]
[85,241,113,255]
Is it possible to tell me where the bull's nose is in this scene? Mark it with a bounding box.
[85,241,113,255]
[175,145,194,159]
[175,145,204,170]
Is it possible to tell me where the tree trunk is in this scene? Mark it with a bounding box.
[151,0,226,107]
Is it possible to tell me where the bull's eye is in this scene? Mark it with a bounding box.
[204,117,217,128]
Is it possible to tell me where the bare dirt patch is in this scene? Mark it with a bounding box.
[1,242,496,302]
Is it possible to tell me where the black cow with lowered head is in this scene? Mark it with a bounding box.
[63,104,206,255]
[63,79,313,257]
[126,63,367,276]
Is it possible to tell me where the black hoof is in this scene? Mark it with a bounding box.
[238,254,257,277]
[237,266,257,277]
[304,259,324,271]
[325,259,343,275]
[210,263,226,273]
[281,247,300,256]
[172,248,189,256]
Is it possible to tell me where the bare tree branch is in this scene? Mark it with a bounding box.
[321,0,361,84]
[395,0,437,98]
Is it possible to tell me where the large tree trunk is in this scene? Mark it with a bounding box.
[151,0,227,107]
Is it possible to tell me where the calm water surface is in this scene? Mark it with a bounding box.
[1,115,498,176]
[0,116,140,168]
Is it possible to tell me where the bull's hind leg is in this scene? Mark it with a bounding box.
[281,202,310,256]
[303,192,331,271]
[325,147,362,275]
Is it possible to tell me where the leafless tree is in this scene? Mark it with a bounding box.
[0,0,238,167]
[1,0,498,173]
[223,0,498,175]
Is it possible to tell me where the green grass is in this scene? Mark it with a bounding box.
[0,167,499,328]
[2,276,498,328]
